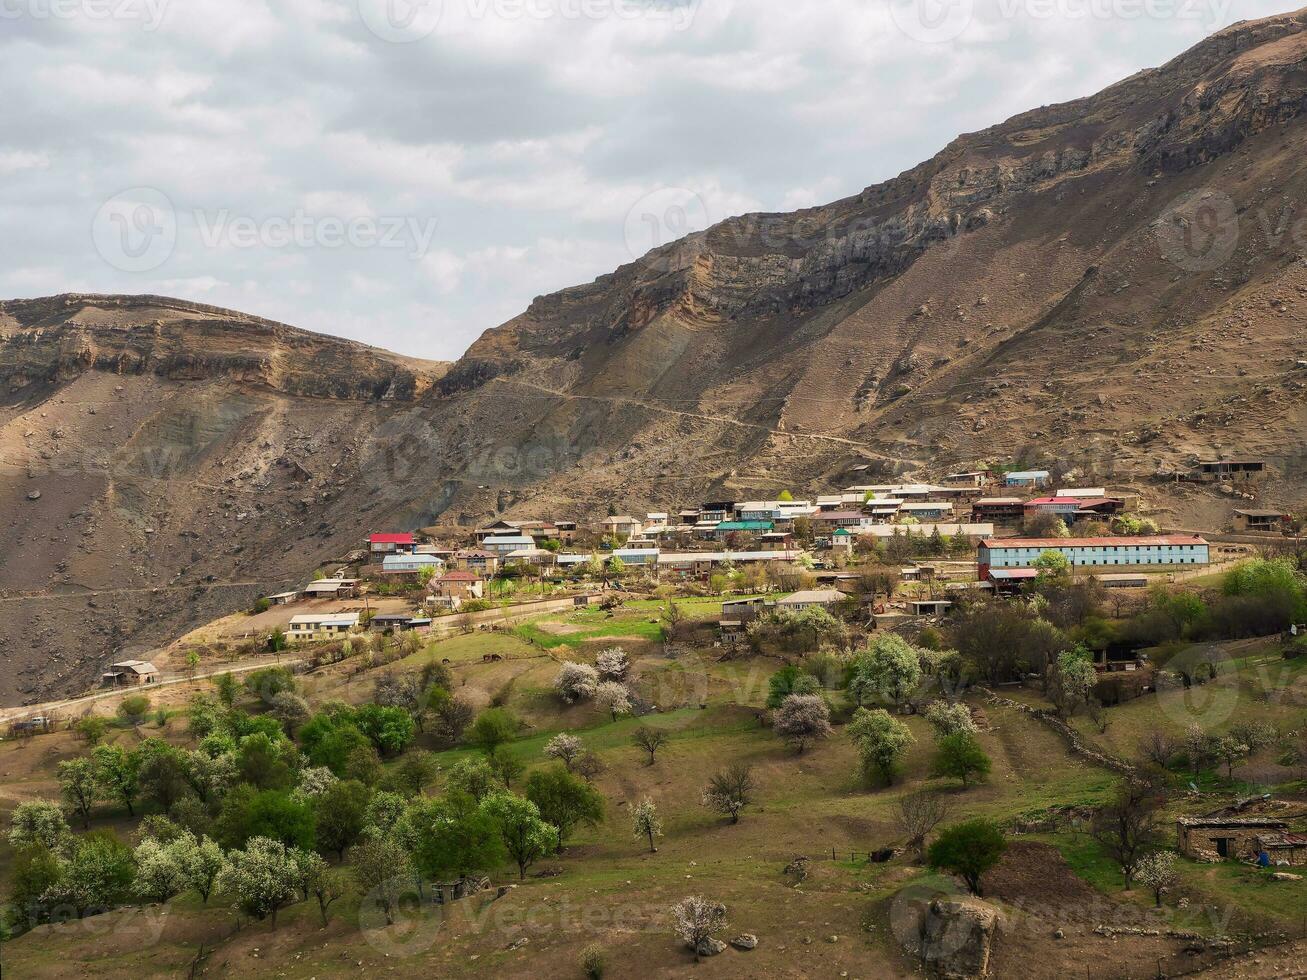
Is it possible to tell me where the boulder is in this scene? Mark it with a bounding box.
[695,937,727,957]
[920,896,1002,979]
[731,934,758,951]
[26,490,41,501]
[1270,872,1302,882]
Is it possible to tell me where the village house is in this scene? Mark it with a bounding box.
[302,578,360,599]
[453,549,500,576]
[760,531,795,551]
[865,498,904,522]
[899,501,954,522]
[288,612,360,641]
[858,522,994,542]
[1005,470,1051,488]
[699,501,735,523]
[1194,459,1266,481]
[368,532,417,556]
[380,553,444,577]
[942,470,989,488]
[482,533,536,557]
[986,568,1040,595]
[719,596,773,640]
[777,588,846,611]
[811,510,871,532]
[101,660,159,687]
[1177,816,1296,862]
[978,535,1210,577]
[474,519,521,543]
[368,614,432,633]
[830,528,854,556]
[1024,496,1124,524]
[971,497,1026,525]
[554,520,578,544]
[1233,508,1290,533]
[714,519,774,542]
[430,570,485,600]
[599,515,643,539]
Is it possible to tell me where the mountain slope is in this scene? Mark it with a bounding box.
[411,8,1307,519]
[0,294,448,703]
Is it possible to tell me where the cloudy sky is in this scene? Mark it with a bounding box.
[0,0,1294,359]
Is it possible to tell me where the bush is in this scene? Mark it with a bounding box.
[580,943,607,980]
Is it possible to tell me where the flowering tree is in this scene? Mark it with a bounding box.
[672,895,728,950]
[215,836,304,927]
[772,694,833,754]
[543,733,585,772]
[631,798,663,852]
[595,647,630,680]
[847,634,923,709]
[7,800,69,850]
[1135,851,1178,906]
[595,681,633,722]
[555,662,599,704]
[847,707,915,785]
[923,700,977,738]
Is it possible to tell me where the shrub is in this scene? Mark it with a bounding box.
[580,943,607,980]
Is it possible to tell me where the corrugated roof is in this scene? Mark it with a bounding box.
[982,535,1208,548]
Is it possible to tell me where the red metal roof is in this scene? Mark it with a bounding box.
[437,571,482,582]
[1024,497,1082,506]
[370,533,416,545]
[981,535,1207,549]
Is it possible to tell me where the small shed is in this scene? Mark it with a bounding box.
[1177,816,1291,861]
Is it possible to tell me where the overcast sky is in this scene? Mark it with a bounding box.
[0,0,1293,360]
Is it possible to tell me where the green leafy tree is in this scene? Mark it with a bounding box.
[133,836,189,903]
[407,796,505,880]
[469,708,519,754]
[75,716,109,746]
[765,665,822,709]
[525,767,605,849]
[445,757,498,802]
[353,704,417,756]
[393,750,439,798]
[1032,549,1072,577]
[43,830,136,912]
[928,819,1007,895]
[216,787,316,850]
[178,833,227,902]
[931,732,992,787]
[349,833,413,925]
[91,744,141,817]
[214,672,240,708]
[847,707,914,785]
[480,793,558,879]
[116,694,151,728]
[57,758,99,828]
[312,780,371,859]
[8,800,70,850]
[847,634,923,709]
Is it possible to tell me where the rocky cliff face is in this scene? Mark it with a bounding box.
[0,294,439,401]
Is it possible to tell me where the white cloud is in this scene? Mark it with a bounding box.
[0,0,1293,359]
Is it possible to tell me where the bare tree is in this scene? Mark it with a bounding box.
[895,790,951,861]
[1137,729,1178,770]
[631,726,669,765]
[1090,777,1166,888]
[701,763,756,824]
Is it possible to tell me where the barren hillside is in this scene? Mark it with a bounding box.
[0,294,448,703]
